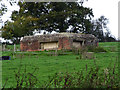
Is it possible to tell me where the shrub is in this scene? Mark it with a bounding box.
[3,63,119,88]
[72,46,88,55]
[93,47,107,52]
[88,46,107,53]
[44,63,119,88]
[2,65,40,89]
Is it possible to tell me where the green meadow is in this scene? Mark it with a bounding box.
[1,42,119,88]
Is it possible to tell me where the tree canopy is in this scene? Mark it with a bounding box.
[1,1,116,44]
[91,16,116,42]
[11,2,93,33]
[2,16,39,44]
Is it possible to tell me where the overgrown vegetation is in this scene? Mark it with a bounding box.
[2,42,119,88]
[44,62,119,88]
[1,1,116,43]
[87,46,107,53]
[2,59,119,88]
[2,65,40,89]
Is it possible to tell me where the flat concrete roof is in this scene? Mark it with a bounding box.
[21,33,97,42]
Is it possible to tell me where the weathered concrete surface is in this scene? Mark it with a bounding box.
[20,33,98,51]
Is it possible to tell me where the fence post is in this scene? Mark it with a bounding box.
[13,44,16,59]
[2,44,6,51]
[14,44,16,52]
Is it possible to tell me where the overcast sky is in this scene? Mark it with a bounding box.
[0,0,119,39]
[84,0,119,39]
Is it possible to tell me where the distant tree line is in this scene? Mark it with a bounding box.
[1,0,116,44]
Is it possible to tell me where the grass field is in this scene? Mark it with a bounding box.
[1,42,119,88]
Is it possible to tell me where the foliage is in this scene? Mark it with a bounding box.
[2,56,119,88]
[2,65,40,89]
[0,0,7,16]
[44,63,119,88]
[91,16,116,42]
[72,45,106,54]
[88,46,107,53]
[0,0,18,28]
[11,2,93,34]
[1,1,116,43]
[14,65,39,88]
[2,42,119,88]
[1,16,39,44]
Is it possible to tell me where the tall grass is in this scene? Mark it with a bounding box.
[44,61,119,88]
[2,58,119,88]
[2,42,119,88]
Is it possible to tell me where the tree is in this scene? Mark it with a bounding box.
[0,0,7,30]
[0,0,19,41]
[2,1,115,43]
[104,31,116,42]
[11,2,93,33]
[2,1,96,43]
[2,16,39,44]
[91,16,116,42]
[0,0,7,16]
[0,0,18,22]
